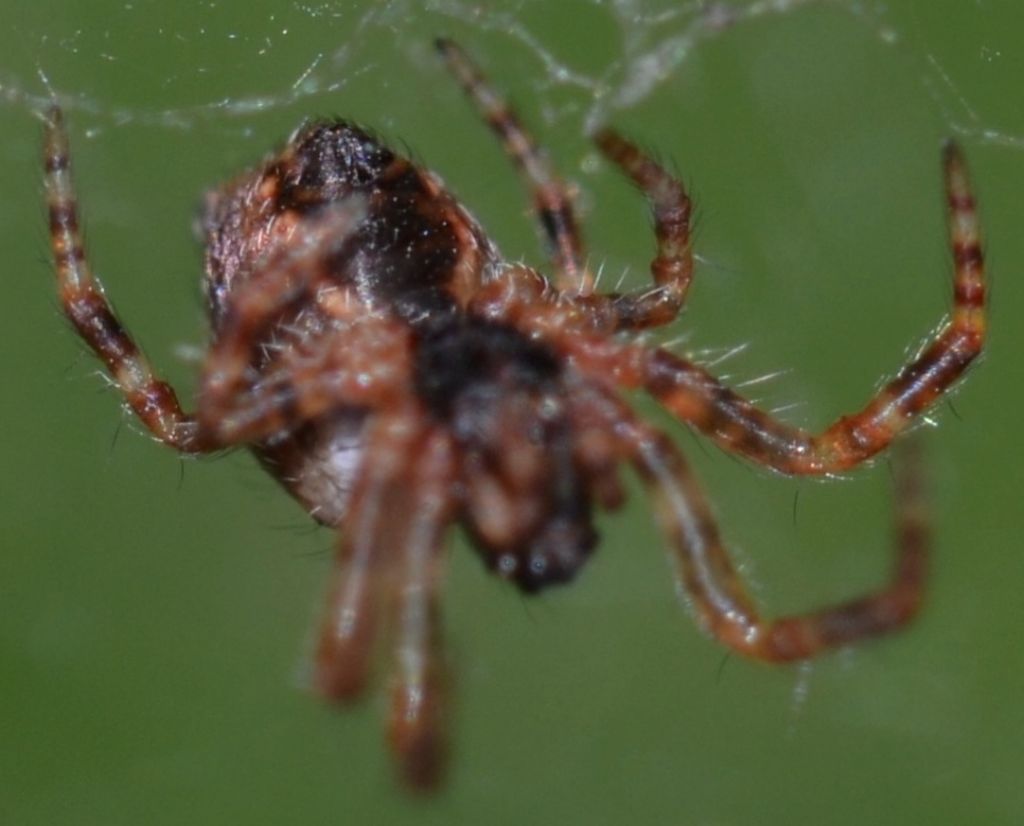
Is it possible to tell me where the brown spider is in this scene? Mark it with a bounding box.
[43,39,986,791]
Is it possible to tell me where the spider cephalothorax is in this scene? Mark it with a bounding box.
[44,38,986,790]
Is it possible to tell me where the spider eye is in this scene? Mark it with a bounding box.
[497,554,518,577]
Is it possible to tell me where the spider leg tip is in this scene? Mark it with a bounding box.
[42,102,64,130]
[941,138,966,165]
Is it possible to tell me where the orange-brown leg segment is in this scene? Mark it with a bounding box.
[436,38,588,292]
[199,317,412,445]
[43,106,209,453]
[589,128,694,330]
[313,410,424,700]
[387,429,456,792]
[613,399,928,662]
[604,141,984,474]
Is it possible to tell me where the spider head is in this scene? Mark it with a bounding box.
[415,318,600,592]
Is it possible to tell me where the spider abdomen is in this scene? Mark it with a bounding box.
[199,119,601,587]
[255,410,368,528]
[200,120,499,331]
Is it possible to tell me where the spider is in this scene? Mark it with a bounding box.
[43,38,986,791]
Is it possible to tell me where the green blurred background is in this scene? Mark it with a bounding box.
[2,1,1023,823]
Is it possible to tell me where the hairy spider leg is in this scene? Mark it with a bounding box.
[475,141,983,477]
[587,129,695,330]
[546,141,986,474]
[201,317,413,445]
[313,414,454,790]
[436,37,589,293]
[636,141,985,474]
[387,429,456,792]
[607,391,929,661]
[43,106,208,453]
[313,410,425,700]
